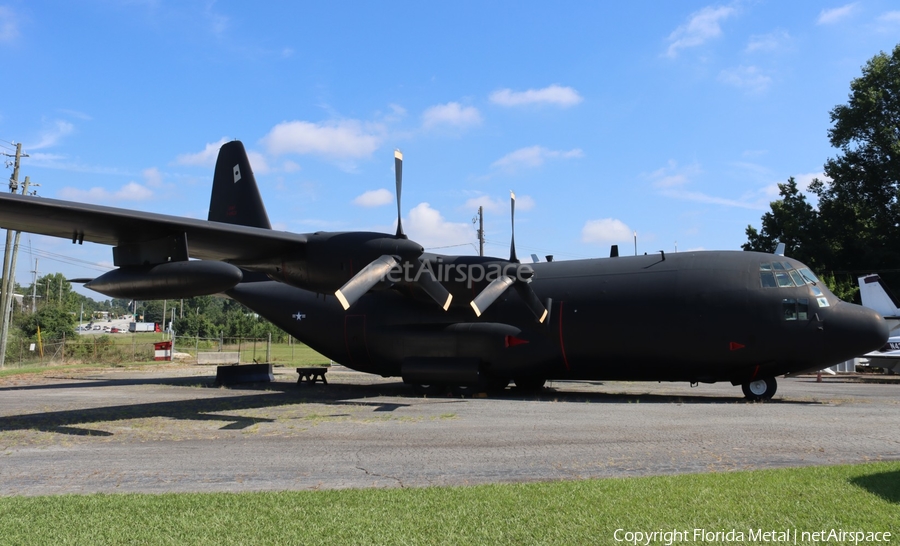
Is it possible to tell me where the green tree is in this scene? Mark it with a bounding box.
[746,44,900,297]
[17,306,76,340]
[743,178,826,270]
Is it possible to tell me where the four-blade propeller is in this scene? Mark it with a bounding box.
[334,150,453,311]
[469,192,548,323]
[335,154,546,322]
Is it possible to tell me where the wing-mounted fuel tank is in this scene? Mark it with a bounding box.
[85,261,243,299]
[83,233,243,299]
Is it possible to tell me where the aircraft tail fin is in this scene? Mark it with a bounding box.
[208,140,272,229]
[858,274,900,318]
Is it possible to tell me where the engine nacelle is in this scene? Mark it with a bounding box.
[84,261,243,299]
[232,232,423,293]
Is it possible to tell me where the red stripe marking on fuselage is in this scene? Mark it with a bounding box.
[559,301,570,371]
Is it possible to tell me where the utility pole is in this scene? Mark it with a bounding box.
[0,143,28,368]
[0,177,34,366]
[31,259,39,314]
[473,206,484,257]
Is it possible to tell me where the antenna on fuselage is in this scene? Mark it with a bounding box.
[774,242,786,256]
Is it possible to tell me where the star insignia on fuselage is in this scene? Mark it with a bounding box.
[292,312,306,321]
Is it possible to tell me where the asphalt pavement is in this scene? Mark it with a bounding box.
[1,365,898,495]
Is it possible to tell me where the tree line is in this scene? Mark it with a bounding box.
[5,272,288,342]
[744,44,900,301]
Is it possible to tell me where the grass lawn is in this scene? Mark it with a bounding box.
[0,338,330,377]
[0,462,897,545]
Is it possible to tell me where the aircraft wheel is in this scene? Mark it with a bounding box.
[513,377,546,392]
[741,377,777,401]
[450,383,485,397]
[413,384,446,396]
[485,376,511,392]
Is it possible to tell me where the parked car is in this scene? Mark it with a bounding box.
[109,327,119,333]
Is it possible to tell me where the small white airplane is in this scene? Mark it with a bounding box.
[858,274,900,374]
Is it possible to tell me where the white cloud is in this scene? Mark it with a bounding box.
[421,102,482,129]
[175,138,229,167]
[878,11,900,25]
[792,171,830,192]
[491,146,583,174]
[817,3,857,25]
[281,160,301,173]
[28,120,74,150]
[718,65,772,94]
[666,5,737,58]
[582,218,633,244]
[247,150,271,174]
[142,167,164,188]
[463,193,535,213]
[745,30,790,53]
[58,181,153,203]
[353,188,393,207]
[405,202,476,250]
[263,120,383,158]
[0,6,20,43]
[490,85,583,107]
[648,160,767,209]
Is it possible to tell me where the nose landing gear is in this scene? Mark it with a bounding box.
[742,377,777,401]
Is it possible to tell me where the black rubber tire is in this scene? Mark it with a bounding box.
[485,376,511,392]
[413,384,446,396]
[513,377,546,392]
[742,377,777,401]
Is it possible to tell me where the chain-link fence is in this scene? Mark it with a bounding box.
[1,334,327,369]
[2,336,157,368]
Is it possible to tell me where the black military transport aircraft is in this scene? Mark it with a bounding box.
[0,141,887,400]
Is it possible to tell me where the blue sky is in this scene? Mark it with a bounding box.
[2,1,900,296]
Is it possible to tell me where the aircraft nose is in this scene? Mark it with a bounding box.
[825,302,889,360]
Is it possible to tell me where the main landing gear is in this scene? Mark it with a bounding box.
[741,376,777,401]
[412,376,542,397]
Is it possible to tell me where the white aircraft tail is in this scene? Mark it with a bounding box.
[858,274,900,319]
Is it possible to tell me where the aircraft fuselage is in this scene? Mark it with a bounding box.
[227,250,887,388]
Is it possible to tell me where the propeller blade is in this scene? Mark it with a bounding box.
[414,260,453,311]
[513,281,549,323]
[335,255,399,310]
[395,150,405,238]
[470,275,515,317]
[509,191,518,263]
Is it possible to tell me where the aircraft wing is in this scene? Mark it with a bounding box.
[0,193,306,262]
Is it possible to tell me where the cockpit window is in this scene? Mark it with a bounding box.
[760,263,822,288]
[783,298,810,321]
[775,271,795,287]
[799,268,818,284]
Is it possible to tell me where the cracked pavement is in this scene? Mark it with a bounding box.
[1,365,899,495]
